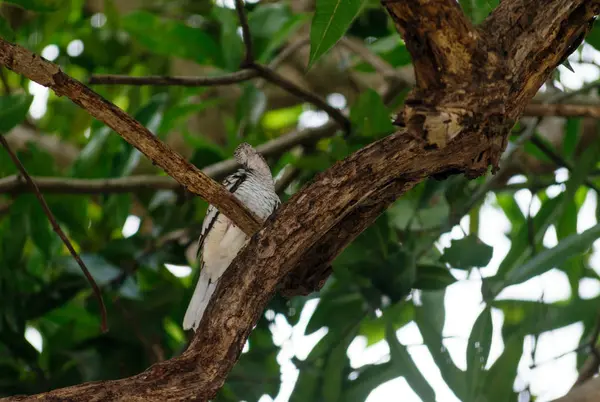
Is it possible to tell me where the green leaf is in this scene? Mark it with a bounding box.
[489,194,564,295]
[308,0,365,67]
[343,362,397,402]
[562,118,580,158]
[27,198,54,259]
[493,296,600,337]
[386,323,436,402]
[483,333,523,402]
[414,264,457,290]
[321,331,353,402]
[501,222,600,289]
[358,302,414,346]
[415,291,467,399]
[586,19,600,51]
[0,94,33,134]
[466,307,493,399]
[258,12,309,63]
[0,15,15,41]
[4,0,68,12]
[350,89,395,139]
[248,4,292,38]
[62,254,121,286]
[122,11,220,66]
[213,6,243,71]
[441,235,493,269]
[305,280,365,335]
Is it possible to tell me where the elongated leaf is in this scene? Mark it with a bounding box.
[502,222,600,288]
[343,362,397,402]
[493,296,600,337]
[0,94,33,134]
[309,0,365,67]
[322,331,353,402]
[489,194,564,295]
[414,264,457,290]
[466,307,493,400]
[415,291,467,399]
[122,11,220,66]
[483,332,523,402]
[350,89,395,139]
[386,323,436,402]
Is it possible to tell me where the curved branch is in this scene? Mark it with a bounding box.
[0,37,261,236]
[2,0,599,401]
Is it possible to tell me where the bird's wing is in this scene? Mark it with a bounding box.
[196,169,247,260]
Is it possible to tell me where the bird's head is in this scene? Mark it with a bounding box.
[234,142,273,180]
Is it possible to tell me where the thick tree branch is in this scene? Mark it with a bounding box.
[0,37,262,236]
[383,0,481,90]
[3,0,600,401]
[554,376,600,402]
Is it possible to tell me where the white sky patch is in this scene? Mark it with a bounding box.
[164,263,192,278]
[41,44,59,61]
[25,326,43,352]
[298,110,329,129]
[67,39,84,57]
[91,13,107,28]
[579,278,600,299]
[327,93,347,109]
[28,81,49,119]
[122,215,141,238]
[215,0,235,8]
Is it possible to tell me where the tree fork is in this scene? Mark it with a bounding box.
[3,0,599,400]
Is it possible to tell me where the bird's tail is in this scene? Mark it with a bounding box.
[183,271,217,331]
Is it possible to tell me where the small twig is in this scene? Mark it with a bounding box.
[339,37,397,79]
[251,62,351,132]
[530,133,600,193]
[88,70,258,86]
[268,37,310,70]
[572,311,600,388]
[527,190,537,256]
[0,134,108,333]
[234,0,254,66]
[525,103,600,118]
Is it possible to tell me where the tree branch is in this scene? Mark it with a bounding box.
[525,102,600,118]
[88,70,258,86]
[3,0,599,400]
[0,119,339,195]
[383,0,480,90]
[0,37,262,236]
[0,135,108,332]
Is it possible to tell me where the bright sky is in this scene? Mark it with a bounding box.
[21,7,600,402]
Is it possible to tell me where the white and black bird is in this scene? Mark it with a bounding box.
[183,143,280,332]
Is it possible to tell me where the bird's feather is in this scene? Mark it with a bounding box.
[195,170,247,259]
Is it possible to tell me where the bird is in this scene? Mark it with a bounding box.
[183,142,281,332]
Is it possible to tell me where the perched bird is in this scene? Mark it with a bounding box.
[183,143,280,332]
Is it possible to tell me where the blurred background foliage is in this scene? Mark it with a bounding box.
[0,0,600,401]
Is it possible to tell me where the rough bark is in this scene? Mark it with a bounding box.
[3,0,600,401]
[554,376,600,402]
